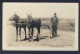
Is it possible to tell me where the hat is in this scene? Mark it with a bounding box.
[54,13,57,15]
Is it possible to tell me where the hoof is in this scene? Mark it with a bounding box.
[29,40,30,42]
[16,40,18,42]
[50,37,53,39]
[29,39,31,42]
[52,35,56,37]
[37,38,39,41]
[25,37,27,39]
[56,35,58,37]
[20,40,21,41]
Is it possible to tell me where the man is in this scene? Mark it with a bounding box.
[50,13,59,37]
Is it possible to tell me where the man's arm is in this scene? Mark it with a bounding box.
[57,17,59,25]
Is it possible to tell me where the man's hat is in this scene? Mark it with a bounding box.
[54,13,57,15]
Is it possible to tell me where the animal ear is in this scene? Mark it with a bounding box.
[9,17,11,21]
[26,13,29,16]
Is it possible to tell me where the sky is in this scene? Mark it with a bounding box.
[3,3,78,19]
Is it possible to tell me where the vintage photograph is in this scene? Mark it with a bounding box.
[2,3,78,51]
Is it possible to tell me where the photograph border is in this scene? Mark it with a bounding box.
[0,0,79,54]
[2,2,79,51]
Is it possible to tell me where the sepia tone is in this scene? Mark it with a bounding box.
[2,3,78,51]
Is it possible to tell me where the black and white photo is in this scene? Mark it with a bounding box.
[2,3,79,51]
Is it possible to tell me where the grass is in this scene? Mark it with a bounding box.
[8,18,75,32]
[41,20,75,32]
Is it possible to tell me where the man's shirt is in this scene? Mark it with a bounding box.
[50,16,59,26]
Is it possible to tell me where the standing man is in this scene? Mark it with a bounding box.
[50,13,59,37]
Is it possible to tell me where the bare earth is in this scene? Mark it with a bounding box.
[5,22,75,48]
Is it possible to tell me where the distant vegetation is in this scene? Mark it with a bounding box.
[40,17,75,21]
[8,17,75,32]
[40,18,75,32]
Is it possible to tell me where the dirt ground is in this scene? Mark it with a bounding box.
[5,22,75,48]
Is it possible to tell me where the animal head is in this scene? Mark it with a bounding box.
[54,13,57,15]
[26,13,32,21]
[9,14,20,22]
[26,13,32,18]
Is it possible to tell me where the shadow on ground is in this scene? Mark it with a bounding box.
[21,35,61,42]
[50,35,61,39]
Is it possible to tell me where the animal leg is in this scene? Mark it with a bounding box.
[19,27,21,41]
[24,27,27,39]
[16,27,18,41]
[36,28,40,41]
[31,28,34,41]
[28,28,31,42]
[38,28,40,41]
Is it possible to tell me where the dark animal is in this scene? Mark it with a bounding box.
[27,13,41,41]
[9,14,28,41]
